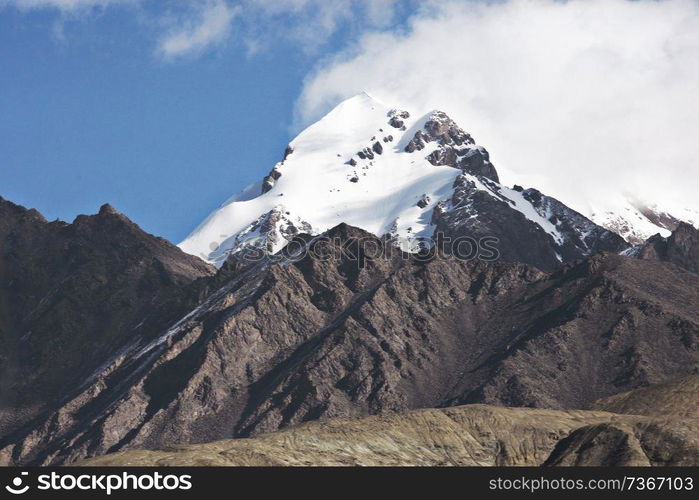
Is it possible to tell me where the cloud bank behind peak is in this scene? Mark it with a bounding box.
[297,0,699,217]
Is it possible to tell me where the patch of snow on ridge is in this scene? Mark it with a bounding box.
[467,175,564,245]
[589,198,672,245]
[582,195,699,245]
[497,184,564,245]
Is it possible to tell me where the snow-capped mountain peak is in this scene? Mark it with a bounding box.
[180,93,491,264]
[179,93,627,270]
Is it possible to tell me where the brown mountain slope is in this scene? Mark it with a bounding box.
[450,252,699,409]
[2,222,698,466]
[78,404,699,467]
[591,375,699,419]
[0,198,214,437]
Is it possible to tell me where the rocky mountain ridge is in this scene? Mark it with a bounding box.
[0,197,214,439]
[2,200,698,466]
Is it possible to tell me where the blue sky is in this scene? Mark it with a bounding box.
[0,1,413,242]
[2,0,698,242]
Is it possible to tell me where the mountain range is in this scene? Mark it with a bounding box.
[1,94,698,466]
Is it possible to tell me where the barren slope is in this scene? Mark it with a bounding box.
[591,375,699,419]
[80,404,699,467]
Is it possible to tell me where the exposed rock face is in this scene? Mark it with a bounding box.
[2,220,697,466]
[521,188,628,256]
[432,176,629,272]
[261,145,294,194]
[416,194,430,209]
[0,197,215,439]
[78,404,699,467]
[405,111,499,182]
[387,108,409,129]
[261,167,282,194]
[214,207,313,263]
[637,222,699,274]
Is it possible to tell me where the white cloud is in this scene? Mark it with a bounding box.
[156,1,239,60]
[297,0,699,216]
[239,0,402,53]
[3,0,405,60]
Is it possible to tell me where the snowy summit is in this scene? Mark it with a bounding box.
[179,93,494,265]
[179,93,685,270]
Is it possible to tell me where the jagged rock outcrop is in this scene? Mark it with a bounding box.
[261,167,282,194]
[405,111,499,182]
[78,404,699,467]
[261,146,294,194]
[388,109,409,129]
[637,222,699,274]
[215,207,313,263]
